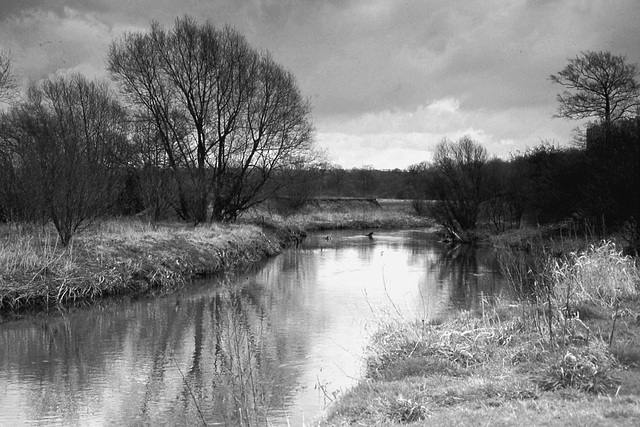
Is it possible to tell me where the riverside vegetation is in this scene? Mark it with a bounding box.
[0,219,301,320]
[320,232,640,426]
[0,199,429,320]
[2,202,640,426]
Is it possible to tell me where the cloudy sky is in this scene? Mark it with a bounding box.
[1,0,639,169]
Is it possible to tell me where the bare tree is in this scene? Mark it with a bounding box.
[0,50,18,102]
[354,165,377,197]
[108,17,314,223]
[130,120,178,222]
[325,164,347,196]
[406,161,431,215]
[3,74,128,245]
[550,51,640,126]
[428,136,490,241]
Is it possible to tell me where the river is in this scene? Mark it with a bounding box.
[0,229,505,426]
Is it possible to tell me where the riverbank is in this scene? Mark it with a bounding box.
[0,199,431,320]
[320,240,640,426]
[250,198,434,231]
[0,219,303,320]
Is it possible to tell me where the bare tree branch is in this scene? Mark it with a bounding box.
[550,51,640,125]
[108,17,314,223]
[0,50,19,102]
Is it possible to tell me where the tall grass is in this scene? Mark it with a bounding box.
[322,239,640,425]
[0,219,293,316]
[497,239,639,325]
[493,239,639,393]
[0,230,67,278]
[558,241,640,307]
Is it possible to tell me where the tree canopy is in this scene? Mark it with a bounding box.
[108,17,315,223]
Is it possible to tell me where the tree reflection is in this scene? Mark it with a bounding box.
[0,272,311,426]
[431,243,504,311]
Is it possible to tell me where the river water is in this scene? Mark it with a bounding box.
[0,229,505,426]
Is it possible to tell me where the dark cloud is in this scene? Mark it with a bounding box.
[1,0,639,168]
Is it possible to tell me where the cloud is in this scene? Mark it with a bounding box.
[0,7,115,83]
[0,0,638,169]
[317,97,577,169]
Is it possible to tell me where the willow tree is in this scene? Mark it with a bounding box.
[108,17,314,223]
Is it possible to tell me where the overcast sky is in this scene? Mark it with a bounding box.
[1,0,639,169]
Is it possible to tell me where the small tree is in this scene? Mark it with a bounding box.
[406,161,431,216]
[428,136,490,241]
[482,158,523,232]
[550,51,640,127]
[3,74,128,245]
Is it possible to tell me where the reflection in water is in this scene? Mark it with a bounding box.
[0,229,505,426]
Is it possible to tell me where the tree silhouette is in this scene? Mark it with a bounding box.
[0,50,18,102]
[108,17,314,223]
[2,74,128,245]
[428,136,490,241]
[550,51,640,126]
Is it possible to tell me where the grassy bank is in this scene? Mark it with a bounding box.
[1,199,430,320]
[320,240,640,426]
[248,198,434,231]
[0,219,302,320]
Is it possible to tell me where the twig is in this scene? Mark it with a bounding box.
[172,357,208,426]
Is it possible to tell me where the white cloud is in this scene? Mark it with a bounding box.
[317,97,577,168]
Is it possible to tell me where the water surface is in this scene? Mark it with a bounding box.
[0,229,504,426]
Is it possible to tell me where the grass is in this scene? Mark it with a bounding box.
[244,198,434,231]
[0,199,431,321]
[0,218,301,318]
[0,198,425,319]
[319,239,640,426]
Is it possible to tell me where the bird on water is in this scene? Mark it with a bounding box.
[365,232,374,238]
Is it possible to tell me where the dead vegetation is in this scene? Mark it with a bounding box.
[321,239,640,426]
[0,219,298,318]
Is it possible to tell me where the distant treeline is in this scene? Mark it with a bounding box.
[1,39,639,251]
[2,117,639,246]
[276,118,640,248]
